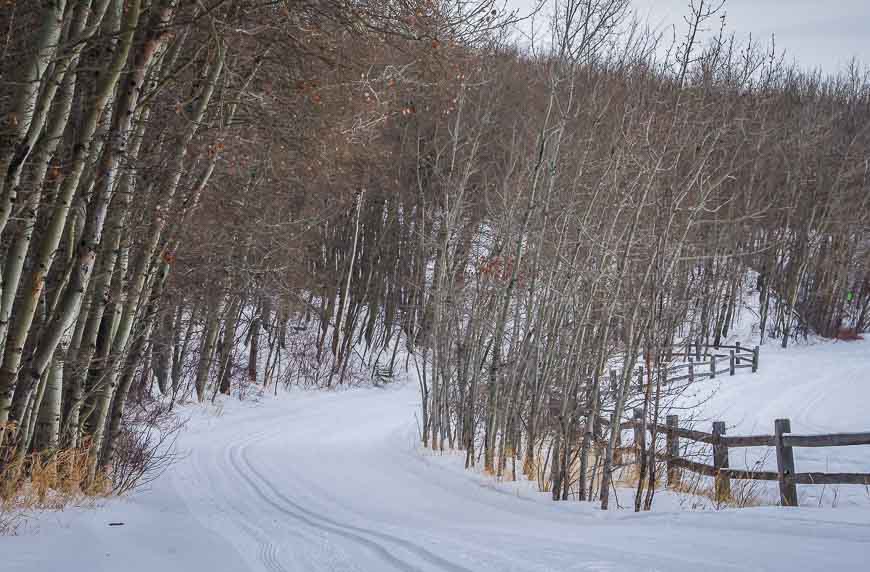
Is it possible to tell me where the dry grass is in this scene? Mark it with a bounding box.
[584,445,767,510]
[835,328,864,341]
[0,438,108,536]
[669,465,766,510]
[0,497,24,535]
[30,448,109,504]
[1,442,108,500]
[0,403,183,535]
[445,435,770,511]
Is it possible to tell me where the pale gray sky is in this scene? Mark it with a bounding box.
[507,0,870,72]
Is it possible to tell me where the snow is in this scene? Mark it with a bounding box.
[666,289,870,506]
[4,338,870,571]
[678,338,870,432]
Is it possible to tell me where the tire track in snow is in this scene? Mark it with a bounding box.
[200,393,355,572]
[195,393,379,572]
[186,424,289,572]
[227,433,414,571]
[220,421,401,571]
[239,518,286,572]
[222,437,288,572]
[230,425,474,572]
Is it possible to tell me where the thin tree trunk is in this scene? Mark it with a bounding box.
[34,356,63,452]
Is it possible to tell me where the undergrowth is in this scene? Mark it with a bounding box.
[0,401,183,535]
[432,438,770,511]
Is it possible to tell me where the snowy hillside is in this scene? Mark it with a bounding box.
[673,337,870,506]
[4,336,870,571]
[661,283,870,507]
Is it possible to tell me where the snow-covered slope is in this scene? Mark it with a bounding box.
[4,352,870,571]
[678,337,870,435]
[671,336,870,506]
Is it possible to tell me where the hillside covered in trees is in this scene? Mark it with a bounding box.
[0,0,869,534]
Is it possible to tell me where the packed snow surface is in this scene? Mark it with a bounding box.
[674,337,870,480]
[4,339,870,571]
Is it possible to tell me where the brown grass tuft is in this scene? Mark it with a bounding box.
[835,328,864,341]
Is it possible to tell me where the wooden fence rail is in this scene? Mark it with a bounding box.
[618,343,760,390]
[549,343,760,414]
[628,413,870,506]
[661,341,759,384]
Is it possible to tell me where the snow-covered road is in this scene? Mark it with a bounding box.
[6,375,869,571]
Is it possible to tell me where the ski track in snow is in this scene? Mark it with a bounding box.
[233,431,472,572]
[4,339,870,571]
[174,389,477,572]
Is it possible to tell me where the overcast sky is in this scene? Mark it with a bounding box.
[507,0,870,72]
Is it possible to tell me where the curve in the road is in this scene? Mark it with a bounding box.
[229,421,474,572]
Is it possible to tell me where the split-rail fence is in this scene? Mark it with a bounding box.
[622,414,870,506]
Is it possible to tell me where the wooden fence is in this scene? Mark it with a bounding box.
[600,342,759,396]
[666,341,759,383]
[670,340,759,382]
[626,414,870,506]
[548,343,760,420]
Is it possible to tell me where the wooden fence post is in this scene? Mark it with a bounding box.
[712,421,731,502]
[633,408,644,462]
[752,346,759,373]
[775,418,798,507]
[666,414,680,487]
[685,341,690,361]
[710,355,716,378]
[729,350,735,376]
[735,341,741,362]
[695,339,702,361]
[688,360,694,383]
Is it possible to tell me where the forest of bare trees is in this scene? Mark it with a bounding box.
[0,0,868,515]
